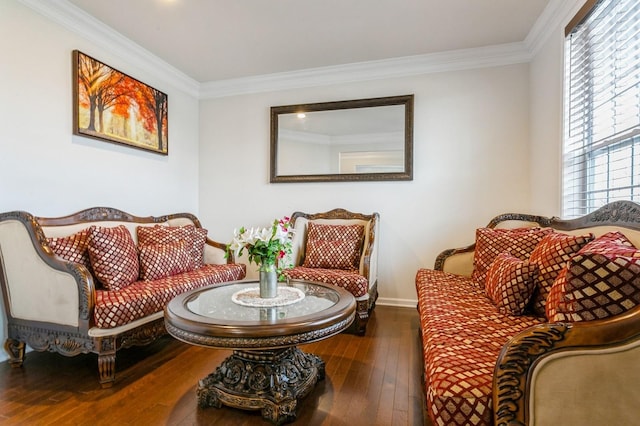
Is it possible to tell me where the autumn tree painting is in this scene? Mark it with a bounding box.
[73,50,168,154]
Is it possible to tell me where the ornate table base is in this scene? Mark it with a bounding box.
[196,346,325,425]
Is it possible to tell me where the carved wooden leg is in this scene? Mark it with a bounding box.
[97,337,116,388]
[4,338,25,368]
[354,299,370,335]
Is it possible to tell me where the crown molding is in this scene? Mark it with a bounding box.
[525,0,586,56]
[200,42,531,99]
[20,0,579,100]
[18,0,200,98]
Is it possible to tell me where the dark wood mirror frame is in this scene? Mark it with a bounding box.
[270,94,414,183]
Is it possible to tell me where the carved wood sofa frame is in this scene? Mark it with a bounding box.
[434,200,640,425]
[0,207,237,388]
[288,208,380,334]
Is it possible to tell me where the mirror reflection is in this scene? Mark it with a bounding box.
[270,95,413,182]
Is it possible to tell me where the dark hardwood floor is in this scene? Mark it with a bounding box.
[0,306,428,425]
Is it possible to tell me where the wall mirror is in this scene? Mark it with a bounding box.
[270,94,414,183]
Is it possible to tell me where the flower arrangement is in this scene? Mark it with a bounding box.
[227,217,295,277]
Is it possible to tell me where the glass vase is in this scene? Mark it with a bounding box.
[259,262,278,298]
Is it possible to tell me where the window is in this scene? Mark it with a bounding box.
[563,0,640,218]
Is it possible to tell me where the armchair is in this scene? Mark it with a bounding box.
[283,208,379,334]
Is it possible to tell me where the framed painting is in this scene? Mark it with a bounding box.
[72,50,168,155]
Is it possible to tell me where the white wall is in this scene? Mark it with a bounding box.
[0,1,200,361]
[529,0,588,217]
[199,64,533,306]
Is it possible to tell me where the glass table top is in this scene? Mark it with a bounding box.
[185,281,340,323]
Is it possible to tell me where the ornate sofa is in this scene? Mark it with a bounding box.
[283,208,379,334]
[0,207,246,387]
[416,200,640,425]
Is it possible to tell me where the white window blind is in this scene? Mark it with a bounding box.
[563,0,640,218]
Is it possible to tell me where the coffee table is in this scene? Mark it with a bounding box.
[164,279,356,424]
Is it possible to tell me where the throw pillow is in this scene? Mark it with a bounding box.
[551,253,640,322]
[471,227,553,288]
[577,231,639,256]
[528,232,594,316]
[47,229,92,272]
[192,227,208,269]
[138,240,192,281]
[88,225,139,291]
[546,231,640,321]
[302,222,365,270]
[137,225,208,270]
[485,252,538,315]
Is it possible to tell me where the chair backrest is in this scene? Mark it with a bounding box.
[289,209,380,285]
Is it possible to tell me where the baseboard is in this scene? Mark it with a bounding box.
[376,297,417,309]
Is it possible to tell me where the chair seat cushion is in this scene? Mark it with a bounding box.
[93,263,246,328]
[283,266,369,297]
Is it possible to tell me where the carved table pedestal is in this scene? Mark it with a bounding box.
[165,280,355,425]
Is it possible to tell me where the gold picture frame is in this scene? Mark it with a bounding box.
[72,50,168,155]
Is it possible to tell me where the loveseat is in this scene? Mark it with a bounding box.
[416,200,640,426]
[0,207,246,387]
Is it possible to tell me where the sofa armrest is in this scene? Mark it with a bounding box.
[203,237,234,264]
[0,212,95,330]
[434,244,475,276]
[493,305,640,425]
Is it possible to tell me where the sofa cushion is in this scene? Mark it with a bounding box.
[485,252,537,315]
[137,225,208,270]
[546,232,640,320]
[283,266,368,297]
[93,263,247,328]
[192,227,208,268]
[415,268,543,426]
[471,227,553,288]
[528,232,593,316]
[302,223,364,270]
[549,253,640,322]
[577,231,638,255]
[88,225,139,291]
[47,229,92,272]
[138,240,193,281]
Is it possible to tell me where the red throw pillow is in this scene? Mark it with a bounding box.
[88,225,139,291]
[302,223,364,270]
[577,231,639,256]
[47,229,92,272]
[138,240,192,281]
[485,252,538,315]
[137,225,208,270]
[471,227,553,288]
[528,232,593,316]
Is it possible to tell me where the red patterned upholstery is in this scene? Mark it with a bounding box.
[137,225,208,270]
[546,232,640,320]
[47,229,92,271]
[94,263,246,328]
[88,225,139,291]
[471,227,552,288]
[138,240,193,281]
[302,222,364,270]
[485,252,537,315]
[528,232,593,316]
[550,253,640,322]
[283,266,368,297]
[416,269,543,426]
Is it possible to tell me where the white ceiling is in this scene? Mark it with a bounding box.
[65,0,551,84]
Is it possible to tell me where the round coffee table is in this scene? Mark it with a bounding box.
[164,279,356,425]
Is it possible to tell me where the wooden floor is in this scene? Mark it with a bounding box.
[0,306,428,426]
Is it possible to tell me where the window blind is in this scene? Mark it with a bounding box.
[563,0,640,218]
